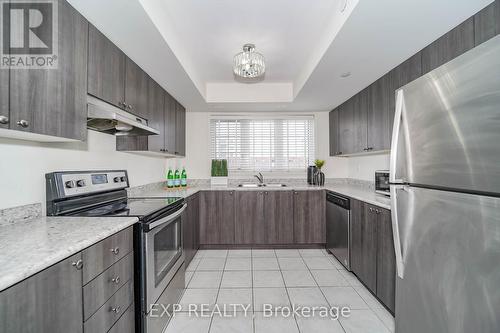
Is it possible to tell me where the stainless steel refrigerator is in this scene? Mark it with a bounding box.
[390,35,500,333]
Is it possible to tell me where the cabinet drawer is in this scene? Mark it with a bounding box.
[83,252,134,320]
[83,227,133,284]
[84,281,134,333]
[108,303,135,333]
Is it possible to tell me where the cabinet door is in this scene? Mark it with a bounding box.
[422,18,475,74]
[474,0,500,46]
[147,80,165,153]
[182,203,193,267]
[368,74,391,151]
[175,102,186,156]
[0,61,8,129]
[352,88,369,153]
[192,194,200,253]
[293,191,326,244]
[263,191,294,244]
[350,200,377,291]
[199,191,218,245]
[376,207,396,313]
[329,109,339,156]
[125,58,149,119]
[10,1,88,140]
[235,191,264,244]
[338,99,355,155]
[164,93,177,154]
[88,24,125,108]
[218,191,235,244]
[0,253,83,333]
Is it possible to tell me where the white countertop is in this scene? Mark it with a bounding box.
[0,216,138,292]
[131,183,391,210]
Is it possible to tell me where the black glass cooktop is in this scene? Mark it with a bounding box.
[70,197,183,218]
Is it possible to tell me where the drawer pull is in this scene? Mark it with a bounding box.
[110,247,120,255]
[110,306,121,314]
[72,260,83,270]
[111,276,121,284]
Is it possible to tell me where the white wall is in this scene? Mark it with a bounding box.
[0,130,169,211]
[176,111,388,181]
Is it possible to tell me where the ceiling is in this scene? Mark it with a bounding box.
[69,0,492,112]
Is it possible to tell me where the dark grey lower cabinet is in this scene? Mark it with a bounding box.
[350,200,377,292]
[235,191,264,244]
[199,191,235,245]
[263,191,294,244]
[184,193,200,267]
[293,191,326,244]
[0,253,83,333]
[376,207,396,313]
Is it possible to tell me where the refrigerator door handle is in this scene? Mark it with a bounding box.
[391,185,405,278]
[390,89,405,184]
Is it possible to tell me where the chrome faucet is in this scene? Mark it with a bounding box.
[254,172,264,184]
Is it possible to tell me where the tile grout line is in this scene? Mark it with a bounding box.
[279,250,302,333]
[208,250,228,333]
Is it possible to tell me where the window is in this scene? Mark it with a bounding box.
[210,116,315,172]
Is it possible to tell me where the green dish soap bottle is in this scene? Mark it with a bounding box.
[167,168,174,188]
[174,168,180,187]
[181,167,187,187]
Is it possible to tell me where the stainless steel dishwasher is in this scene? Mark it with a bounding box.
[326,191,351,270]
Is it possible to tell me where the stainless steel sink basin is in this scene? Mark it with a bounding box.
[238,183,263,188]
[263,183,287,187]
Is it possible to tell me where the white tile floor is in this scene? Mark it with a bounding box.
[166,249,395,333]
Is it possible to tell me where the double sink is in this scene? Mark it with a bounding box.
[238,183,287,188]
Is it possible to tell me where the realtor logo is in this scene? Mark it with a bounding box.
[1,0,58,68]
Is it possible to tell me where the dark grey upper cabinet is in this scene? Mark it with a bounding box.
[350,200,377,291]
[146,80,165,153]
[474,0,500,46]
[353,88,369,153]
[368,74,391,151]
[125,59,149,119]
[338,99,355,155]
[293,190,326,244]
[9,0,88,140]
[421,18,475,74]
[164,93,177,154]
[329,109,339,156]
[235,191,264,244]
[0,253,83,333]
[376,207,396,314]
[175,101,186,156]
[87,24,125,108]
[0,66,8,130]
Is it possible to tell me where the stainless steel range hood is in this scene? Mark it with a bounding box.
[86,95,160,136]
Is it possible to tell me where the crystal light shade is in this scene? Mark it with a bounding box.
[233,44,265,78]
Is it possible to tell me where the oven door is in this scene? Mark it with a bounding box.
[144,203,187,307]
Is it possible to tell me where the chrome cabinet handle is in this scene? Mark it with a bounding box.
[0,116,8,124]
[110,306,121,313]
[72,260,83,270]
[111,276,121,284]
[16,119,29,128]
[110,247,120,255]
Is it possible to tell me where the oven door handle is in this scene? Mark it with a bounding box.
[148,203,187,230]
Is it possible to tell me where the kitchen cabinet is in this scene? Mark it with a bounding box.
[368,74,392,151]
[125,58,150,119]
[352,88,369,153]
[87,24,125,109]
[350,199,377,292]
[338,99,355,155]
[8,0,87,141]
[184,193,200,267]
[329,109,339,156]
[421,18,475,74]
[0,65,8,130]
[164,93,177,154]
[263,191,294,244]
[235,191,264,244]
[376,207,396,313]
[293,191,326,244]
[0,253,84,333]
[474,0,500,46]
[199,191,235,245]
[175,101,186,156]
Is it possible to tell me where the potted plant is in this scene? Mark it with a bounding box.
[314,159,325,186]
[211,159,228,186]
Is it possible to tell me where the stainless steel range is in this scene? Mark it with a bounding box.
[45,170,186,333]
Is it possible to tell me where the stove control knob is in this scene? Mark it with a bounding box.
[113,177,121,183]
[76,180,86,187]
[120,176,126,182]
[65,180,76,189]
